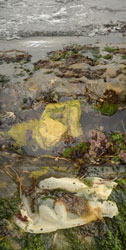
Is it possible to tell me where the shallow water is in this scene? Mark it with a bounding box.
[0,0,126,39]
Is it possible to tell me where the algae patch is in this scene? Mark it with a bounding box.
[63,142,88,158]
[29,167,50,178]
[99,102,118,116]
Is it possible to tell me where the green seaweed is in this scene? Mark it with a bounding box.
[0,194,19,244]
[63,143,88,158]
[0,239,13,250]
[103,54,113,60]
[19,233,54,250]
[83,179,92,187]
[99,102,118,116]
[95,179,126,250]
[111,133,124,143]
[49,49,80,61]
[53,166,68,172]
[121,55,126,60]
[0,193,20,220]
[110,133,126,150]
[117,178,126,186]
[92,48,102,62]
[63,148,74,158]
[29,167,50,178]
[95,227,122,250]
[17,229,94,250]
[104,47,116,53]
[61,228,94,250]
[74,142,88,152]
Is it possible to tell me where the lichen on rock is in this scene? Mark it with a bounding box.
[7,100,83,151]
[33,100,83,149]
[7,119,38,146]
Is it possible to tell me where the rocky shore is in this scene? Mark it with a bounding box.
[0,42,126,249]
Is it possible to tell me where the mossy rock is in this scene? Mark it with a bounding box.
[99,102,118,116]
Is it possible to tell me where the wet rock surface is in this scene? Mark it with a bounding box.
[0,44,126,249]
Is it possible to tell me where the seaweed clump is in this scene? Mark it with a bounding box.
[15,229,93,250]
[99,102,118,116]
[0,239,13,250]
[97,89,120,116]
[63,142,89,159]
[62,130,126,171]
[0,193,20,248]
[95,179,126,250]
[110,133,126,162]
[0,193,19,220]
[18,233,54,250]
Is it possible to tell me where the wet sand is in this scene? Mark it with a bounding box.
[0,34,126,62]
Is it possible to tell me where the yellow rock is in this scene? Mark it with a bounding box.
[8,120,38,146]
[7,100,83,150]
[33,100,83,149]
[35,117,67,149]
[66,101,83,138]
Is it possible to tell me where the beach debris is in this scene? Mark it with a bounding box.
[14,177,118,233]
